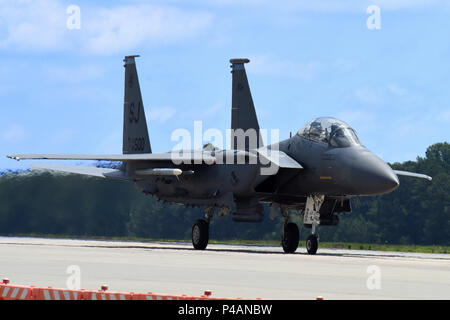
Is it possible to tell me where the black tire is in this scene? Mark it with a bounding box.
[192,219,209,250]
[282,223,299,253]
[306,234,318,255]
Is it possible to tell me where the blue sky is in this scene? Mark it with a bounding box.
[0,0,449,170]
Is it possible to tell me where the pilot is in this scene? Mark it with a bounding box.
[330,123,339,133]
[324,128,330,143]
[309,121,323,140]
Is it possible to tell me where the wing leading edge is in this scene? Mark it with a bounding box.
[393,170,432,181]
[30,164,189,179]
[7,152,215,164]
[30,164,129,180]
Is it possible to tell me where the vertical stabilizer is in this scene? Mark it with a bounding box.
[123,55,152,154]
[230,58,263,150]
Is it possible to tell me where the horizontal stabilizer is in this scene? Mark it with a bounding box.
[393,170,432,181]
[30,164,129,180]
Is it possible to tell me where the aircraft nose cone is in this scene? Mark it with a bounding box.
[351,152,399,195]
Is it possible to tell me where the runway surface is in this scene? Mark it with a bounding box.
[0,237,448,300]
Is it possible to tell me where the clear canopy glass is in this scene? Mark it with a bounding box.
[297,117,361,147]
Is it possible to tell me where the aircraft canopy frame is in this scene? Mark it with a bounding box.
[297,117,362,148]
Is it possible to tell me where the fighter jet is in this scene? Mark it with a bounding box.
[8,56,432,254]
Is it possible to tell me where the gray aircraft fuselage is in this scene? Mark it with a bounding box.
[130,135,398,207]
[8,55,430,253]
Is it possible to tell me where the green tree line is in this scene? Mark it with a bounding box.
[0,142,448,245]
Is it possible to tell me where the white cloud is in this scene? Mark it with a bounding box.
[98,130,122,154]
[85,5,213,54]
[0,0,68,51]
[354,84,409,108]
[333,58,360,72]
[355,87,381,105]
[371,0,442,11]
[200,0,447,12]
[48,128,76,145]
[43,65,104,83]
[247,55,321,81]
[387,83,407,96]
[336,110,375,133]
[202,103,223,117]
[390,112,436,140]
[148,106,176,123]
[0,1,213,54]
[437,108,450,124]
[0,0,444,55]
[1,124,26,142]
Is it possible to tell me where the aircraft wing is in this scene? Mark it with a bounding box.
[10,151,215,180]
[30,164,130,180]
[30,164,191,179]
[7,151,216,164]
[393,170,432,181]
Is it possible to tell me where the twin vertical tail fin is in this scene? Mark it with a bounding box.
[122,56,261,154]
[123,55,152,154]
[230,58,263,150]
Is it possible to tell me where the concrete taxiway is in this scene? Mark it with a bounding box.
[0,237,448,299]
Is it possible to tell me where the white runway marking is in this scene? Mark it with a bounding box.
[0,237,448,299]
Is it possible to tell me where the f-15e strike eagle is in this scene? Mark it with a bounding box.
[8,55,432,254]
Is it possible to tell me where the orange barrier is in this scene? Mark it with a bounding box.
[133,292,183,300]
[0,280,34,300]
[83,291,132,300]
[81,285,133,300]
[0,279,261,301]
[33,287,83,300]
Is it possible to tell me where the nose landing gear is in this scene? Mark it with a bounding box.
[303,195,324,255]
[306,234,319,255]
[306,224,319,255]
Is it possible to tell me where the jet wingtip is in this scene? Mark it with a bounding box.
[6,155,20,161]
[393,170,433,181]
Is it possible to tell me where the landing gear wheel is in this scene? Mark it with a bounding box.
[192,219,209,250]
[282,223,299,253]
[306,234,318,255]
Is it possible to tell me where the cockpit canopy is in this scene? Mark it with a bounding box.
[297,117,361,147]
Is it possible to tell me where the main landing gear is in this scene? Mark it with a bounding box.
[192,219,209,250]
[191,206,215,250]
[192,196,324,255]
[282,222,299,253]
[281,207,299,253]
